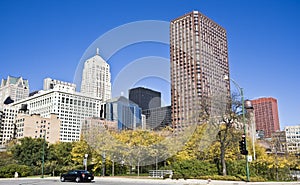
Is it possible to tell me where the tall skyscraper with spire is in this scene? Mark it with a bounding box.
[170,11,230,131]
[81,48,112,101]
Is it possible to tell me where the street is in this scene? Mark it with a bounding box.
[0,177,299,185]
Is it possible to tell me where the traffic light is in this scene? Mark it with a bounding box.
[239,135,248,155]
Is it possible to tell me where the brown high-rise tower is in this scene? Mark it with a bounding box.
[170,11,230,131]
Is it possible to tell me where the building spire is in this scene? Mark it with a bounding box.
[96,48,99,55]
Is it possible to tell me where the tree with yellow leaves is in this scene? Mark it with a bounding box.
[112,129,165,175]
[70,138,92,168]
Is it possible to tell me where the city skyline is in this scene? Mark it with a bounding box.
[0,0,300,128]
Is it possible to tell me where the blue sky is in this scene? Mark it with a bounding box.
[0,0,299,128]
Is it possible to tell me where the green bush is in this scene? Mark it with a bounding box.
[250,161,293,181]
[250,176,266,182]
[196,175,239,181]
[226,160,245,176]
[171,173,183,180]
[170,160,218,178]
[0,164,31,178]
[163,173,171,179]
[195,174,266,182]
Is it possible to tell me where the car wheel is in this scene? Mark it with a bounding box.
[75,177,80,183]
[60,176,65,182]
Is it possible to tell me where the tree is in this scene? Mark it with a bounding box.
[216,118,242,176]
[172,124,209,161]
[250,143,295,181]
[10,137,49,167]
[50,142,73,166]
[0,151,15,167]
[48,142,73,174]
[199,93,243,176]
[113,130,164,176]
[71,139,92,167]
[84,127,167,176]
[82,125,118,175]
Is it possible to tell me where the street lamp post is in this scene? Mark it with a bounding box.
[245,100,256,161]
[41,130,46,178]
[84,154,88,171]
[112,157,115,176]
[241,87,250,182]
[225,75,250,182]
[102,152,106,177]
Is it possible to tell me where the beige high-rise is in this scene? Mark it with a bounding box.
[81,48,112,102]
[170,11,230,131]
[15,113,60,144]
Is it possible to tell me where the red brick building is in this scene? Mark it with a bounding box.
[251,97,280,138]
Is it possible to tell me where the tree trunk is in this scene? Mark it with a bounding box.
[112,160,114,176]
[220,142,227,176]
[137,161,140,176]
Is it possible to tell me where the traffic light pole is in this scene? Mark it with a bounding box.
[225,75,250,182]
[239,135,247,155]
[241,88,250,182]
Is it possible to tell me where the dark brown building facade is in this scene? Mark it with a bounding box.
[170,11,230,131]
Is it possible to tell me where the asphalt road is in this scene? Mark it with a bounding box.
[0,177,299,185]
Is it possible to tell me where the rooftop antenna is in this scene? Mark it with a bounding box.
[96,48,100,55]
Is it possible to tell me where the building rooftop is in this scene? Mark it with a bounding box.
[1,75,29,88]
[107,96,139,106]
[85,48,108,66]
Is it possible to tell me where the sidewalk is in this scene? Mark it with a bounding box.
[94,176,300,185]
[0,176,299,185]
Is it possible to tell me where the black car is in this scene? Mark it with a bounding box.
[60,170,94,182]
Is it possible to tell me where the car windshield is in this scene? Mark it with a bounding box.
[67,171,77,174]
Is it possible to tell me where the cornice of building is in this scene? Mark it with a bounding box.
[11,88,102,106]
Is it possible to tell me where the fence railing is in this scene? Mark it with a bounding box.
[149,170,173,178]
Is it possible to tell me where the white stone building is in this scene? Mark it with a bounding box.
[285,125,300,153]
[0,104,18,146]
[81,48,111,101]
[12,78,102,142]
[0,76,29,108]
[43,78,76,92]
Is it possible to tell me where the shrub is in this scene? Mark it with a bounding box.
[250,176,266,182]
[0,164,31,178]
[226,160,245,177]
[163,173,171,179]
[196,175,239,181]
[171,173,183,180]
[195,175,266,182]
[170,160,218,178]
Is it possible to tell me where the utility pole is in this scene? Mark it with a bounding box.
[41,130,46,178]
